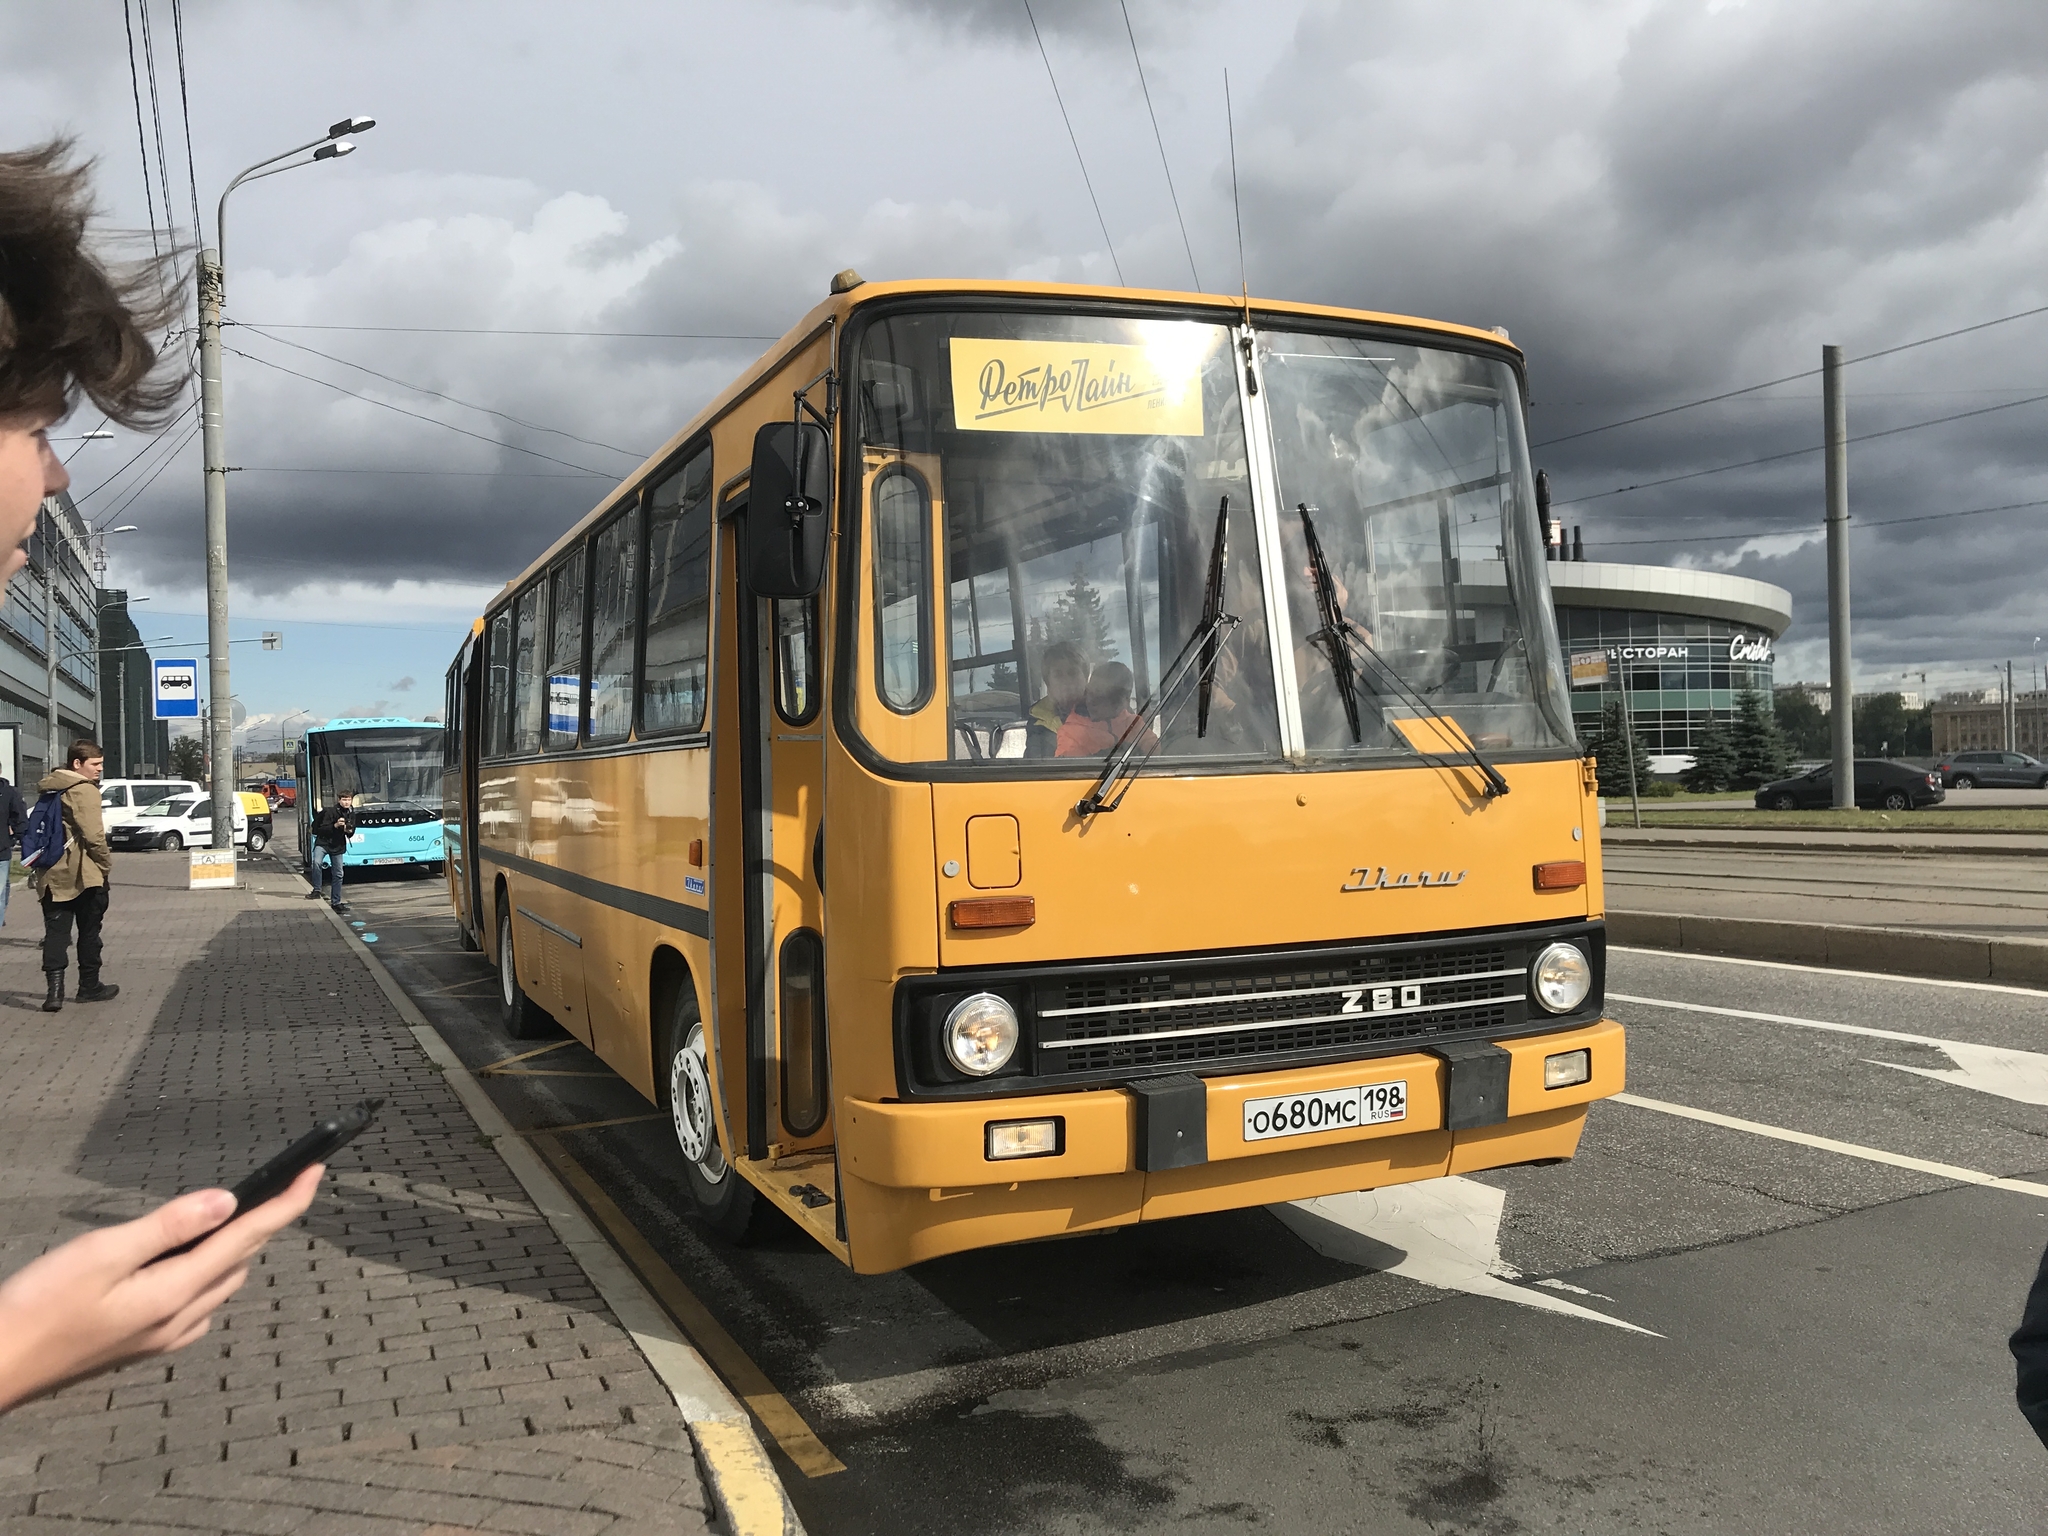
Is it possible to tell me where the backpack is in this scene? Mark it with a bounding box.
[18,789,66,870]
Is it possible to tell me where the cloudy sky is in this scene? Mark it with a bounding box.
[7,0,2048,729]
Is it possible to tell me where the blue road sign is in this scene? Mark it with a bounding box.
[153,659,200,719]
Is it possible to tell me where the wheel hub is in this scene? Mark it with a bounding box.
[499,920,516,1007]
[670,1025,726,1181]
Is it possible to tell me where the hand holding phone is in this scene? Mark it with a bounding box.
[150,1099,381,1263]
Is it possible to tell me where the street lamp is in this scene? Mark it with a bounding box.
[199,114,374,852]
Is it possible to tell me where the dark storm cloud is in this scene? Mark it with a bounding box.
[12,0,2048,688]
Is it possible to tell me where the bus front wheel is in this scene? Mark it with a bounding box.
[496,904,550,1041]
[665,1004,761,1241]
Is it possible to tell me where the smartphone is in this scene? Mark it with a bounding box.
[150,1099,382,1263]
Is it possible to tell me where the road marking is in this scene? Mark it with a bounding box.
[1612,944,2048,998]
[1612,992,2048,1106]
[519,1113,665,1136]
[529,1132,847,1479]
[1612,1093,2048,1197]
[1274,1178,1660,1336]
[478,1039,578,1073]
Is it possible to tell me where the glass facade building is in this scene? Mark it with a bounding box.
[1547,563,1792,764]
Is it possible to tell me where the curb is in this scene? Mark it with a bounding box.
[308,897,806,1536]
[1609,909,2048,989]
[1603,832,2048,858]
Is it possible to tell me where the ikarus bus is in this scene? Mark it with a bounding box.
[297,717,445,877]
[441,276,1624,1274]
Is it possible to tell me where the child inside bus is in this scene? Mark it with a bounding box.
[1024,641,1088,758]
[1056,661,1158,758]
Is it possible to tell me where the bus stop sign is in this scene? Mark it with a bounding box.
[153,659,200,718]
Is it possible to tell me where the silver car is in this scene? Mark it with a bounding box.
[1935,750,2048,789]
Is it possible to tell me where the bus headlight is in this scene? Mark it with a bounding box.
[944,993,1019,1076]
[1530,943,1592,1014]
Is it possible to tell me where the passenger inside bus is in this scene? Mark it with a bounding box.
[1054,661,1159,758]
[1024,641,1087,757]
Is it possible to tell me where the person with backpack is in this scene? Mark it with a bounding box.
[305,790,354,913]
[28,739,116,1011]
[0,769,24,929]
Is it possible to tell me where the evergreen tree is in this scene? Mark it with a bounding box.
[1583,699,1650,798]
[168,735,206,783]
[1681,716,1738,792]
[1046,565,1118,666]
[1771,685,1831,757]
[1730,689,1789,785]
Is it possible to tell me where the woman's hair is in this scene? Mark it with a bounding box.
[0,139,185,428]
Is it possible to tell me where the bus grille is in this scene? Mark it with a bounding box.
[1035,942,1522,1075]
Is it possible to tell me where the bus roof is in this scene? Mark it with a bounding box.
[482,277,1525,614]
[309,717,442,733]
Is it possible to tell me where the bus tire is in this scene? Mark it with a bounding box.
[496,903,550,1041]
[664,1000,760,1242]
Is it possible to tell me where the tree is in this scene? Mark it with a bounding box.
[1771,686,1831,758]
[1681,716,1738,792]
[1044,565,1118,666]
[1730,689,1789,786]
[1582,699,1650,799]
[1852,692,1931,757]
[168,736,205,782]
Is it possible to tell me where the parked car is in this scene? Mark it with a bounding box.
[98,779,202,830]
[236,791,274,854]
[106,794,249,853]
[1932,750,2048,789]
[1755,759,1946,811]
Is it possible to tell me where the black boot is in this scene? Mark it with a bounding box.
[40,970,63,1013]
[75,969,118,1003]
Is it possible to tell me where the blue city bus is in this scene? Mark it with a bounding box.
[295,717,445,877]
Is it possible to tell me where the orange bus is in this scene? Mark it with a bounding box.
[441,275,1623,1273]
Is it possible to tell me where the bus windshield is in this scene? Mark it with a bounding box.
[1260,331,1575,756]
[852,307,1572,771]
[856,309,1281,766]
[307,728,442,811]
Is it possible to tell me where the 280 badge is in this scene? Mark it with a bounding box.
[1242,1080,1408,1143]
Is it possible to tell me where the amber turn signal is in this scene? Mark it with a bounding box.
[1533,860,1586,891]
[687,839,704,867]
[950,896,1036,930]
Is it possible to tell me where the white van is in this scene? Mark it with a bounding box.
[99,779,202,830]
[104,793,248,853]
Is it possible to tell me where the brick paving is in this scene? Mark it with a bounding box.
[0,854,714,1534]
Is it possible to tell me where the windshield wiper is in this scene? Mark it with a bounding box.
[1296,503,1510,800]
[1077,496,1240,818]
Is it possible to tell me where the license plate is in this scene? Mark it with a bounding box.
[371,856,405,865]
[1243,1080,1408,1142]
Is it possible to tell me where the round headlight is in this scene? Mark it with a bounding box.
[1531,942,1592,1014]
[943,993,1019,1076]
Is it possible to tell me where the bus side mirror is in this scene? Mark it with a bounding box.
[746,421,830,597]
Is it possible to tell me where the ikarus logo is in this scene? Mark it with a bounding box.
[1341,866,1469,892]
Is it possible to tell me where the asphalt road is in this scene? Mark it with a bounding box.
[1603,842,2048,936]
[277,826,2048,1534]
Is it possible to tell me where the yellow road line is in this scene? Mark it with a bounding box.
[479,1039,579,1072]
[519,1113,665,1136]
[529,1132,847,1478]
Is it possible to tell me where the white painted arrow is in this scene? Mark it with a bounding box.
[1273,1177,1660,1336]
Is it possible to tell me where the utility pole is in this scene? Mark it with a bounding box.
[1823,344,1854,810]
[41,506,58,778]
[199,116,373,854]
[1618,662,1643,829]
[2007,659,2016,752]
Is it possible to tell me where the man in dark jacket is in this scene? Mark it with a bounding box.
[306,791,353,912]
[35,739,116,1011]
[0,768,23,929]
[2013,1241,2048,1447]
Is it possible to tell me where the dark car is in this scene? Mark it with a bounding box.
[1755,758,1946,811]
[1933,750,2048,789]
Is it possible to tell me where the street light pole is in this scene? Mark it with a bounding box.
[199,115,373,852]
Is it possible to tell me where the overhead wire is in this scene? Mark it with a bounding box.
[168,0,204,243]
[232,324,645,458]
[1535,300,2048,449]
[99,421,202,524]
[1596,494,2048,547]
[70,401,198,506]
[1121,0,1200,291]
[135,1,179,243]
[1024,0,1125,286]
[221,347,622,476]
[121,3,164,265]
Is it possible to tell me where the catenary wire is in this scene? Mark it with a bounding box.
[70,401,197,505]
[1534,300,2048,449]
[121,3,163,265]
[1025,0,1125,286]
[169,0,204,243]
[222,348,621,476]
[136,1,179,242]
[1595,495,2048,547]
[98,421,201,525]
[232,324,644,458]
[1553,386,2048,509]
[1122,0,1200,291]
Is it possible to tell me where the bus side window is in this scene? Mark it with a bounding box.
[587,503,641,744]
[510,583,546,755]
[544,548,587,750]
[873,465,933,713]
[485,609,514,758]
[641,445,714,735]
[773,597,818,725]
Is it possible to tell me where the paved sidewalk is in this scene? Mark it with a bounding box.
[0,853,716,1534]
